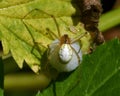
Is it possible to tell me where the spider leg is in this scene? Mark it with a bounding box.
[21,8,62,48]
[68,26,79,34]
[59,18,80,34]
[70,46,81,64]
[35,9,61,38]
[22,8,61,39]
[71,31,88,43]
[21,18,48,59]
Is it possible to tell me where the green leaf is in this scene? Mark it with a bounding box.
[0,88,3,96]
[0,0,91,73]
[37,39,120,96]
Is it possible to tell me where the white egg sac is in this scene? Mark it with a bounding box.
[47,39,82,72]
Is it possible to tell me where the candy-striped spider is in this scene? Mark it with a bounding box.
[43,14,87,72]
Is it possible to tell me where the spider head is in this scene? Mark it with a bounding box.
[60,34,71,45]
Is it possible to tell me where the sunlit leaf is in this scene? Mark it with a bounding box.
[0,0,91,73]
[36,39,120,96]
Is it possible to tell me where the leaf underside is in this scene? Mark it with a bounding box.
[37,39,120,96]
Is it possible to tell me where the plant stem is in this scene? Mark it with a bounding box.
[99,7,120,32]
[4,72,51,91]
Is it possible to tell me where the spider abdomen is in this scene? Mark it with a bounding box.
[59,44,73,63]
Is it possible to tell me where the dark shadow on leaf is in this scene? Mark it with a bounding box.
[0,57,4,89]
[71,0,81,26]
[56,71,74,82]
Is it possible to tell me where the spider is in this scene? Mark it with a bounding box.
[43,13,88,72]
[47,32,87,72]
[22,9,88,72]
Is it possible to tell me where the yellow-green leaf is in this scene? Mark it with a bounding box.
[0,0,91,73]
